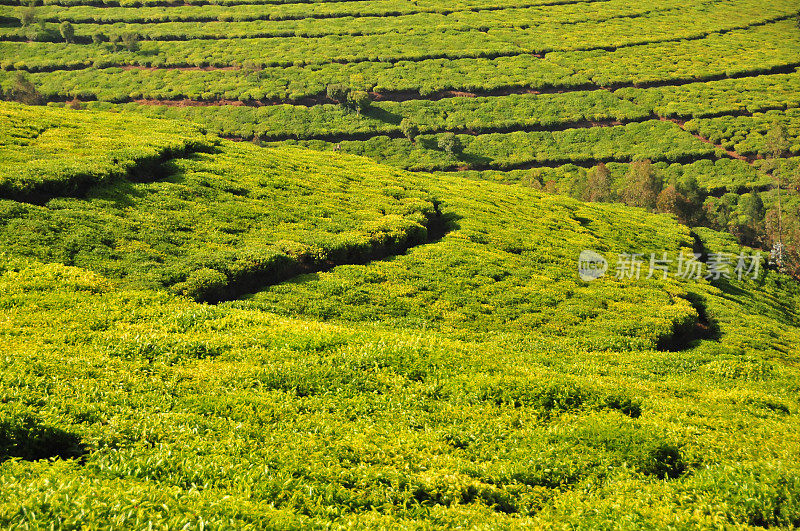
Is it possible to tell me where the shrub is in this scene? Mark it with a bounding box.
[59,21,75,44]
[348,90,371,114]
[20,7,36,28]
[437,132,462,157]
[10,73,44,106]
[174,268,229,302]
[326,84,350,105]
[400,119,420,142]
[0,412,84,462]
[121,32,140,52]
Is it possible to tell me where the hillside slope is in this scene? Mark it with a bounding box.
[3,0,800,273]
[1,104,800,528]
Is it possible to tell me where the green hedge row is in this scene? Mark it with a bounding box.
[685,108,800,156]
[4,0,797,72]
[616,70,800,119]
[491,0,800,53]
[280,120,716,171]
[0,55,588,101]
[0,30,525,72]
[3,0,577,25]
[66,89,650,141]
[0,0,685,40]
[0,102,445,301]
[548,20,800,87]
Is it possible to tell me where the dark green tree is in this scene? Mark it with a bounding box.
[674,174,704,225]
[703,193,739,233]
[326,84,350,105]
[737,190,766,246]
[400,119,419,142]
[437,132,462,157]
[348,91,371,114]
[59,21,75,44]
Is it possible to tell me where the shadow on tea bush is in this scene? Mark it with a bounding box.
[0,413,85,462]
[471,377,642,419]
[554,415,686,479]
[106,334,226,362]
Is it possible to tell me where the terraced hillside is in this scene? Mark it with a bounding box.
[2,0,800,526]
[3,0,800,272]
[2,102,800,528]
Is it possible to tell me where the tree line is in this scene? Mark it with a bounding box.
[575,124,800,278]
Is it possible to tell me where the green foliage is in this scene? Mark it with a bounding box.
[0,102,212,200]
[348,90,371,114]
[621,160,661,211]
[59,21,75,44]
[437,132,462,157]
[20,6,36,28]
[617,71,800,118]
[549,20,800,86]
[0,107,800,527]
[1,0,800,525]
[6,73,44,106]
[583,163,614,202]
[42,90,646,143]
[108,32,120,52]
[120,31,140,52]
[0,411,84,462]
[0,54,586,100]
[0,103,440,301]
[326,83,349,104]
[686,108,800,157]
[284,120,714,171]
[400,118,419,142]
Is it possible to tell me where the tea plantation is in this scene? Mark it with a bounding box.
[1,103,800,528]
[2,0,800,526]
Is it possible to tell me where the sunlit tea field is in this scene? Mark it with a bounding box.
[1,0,800,527]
